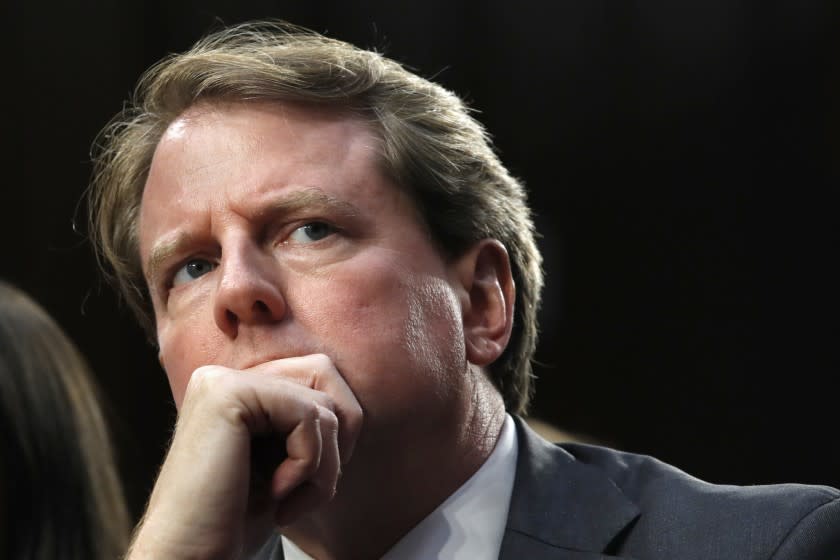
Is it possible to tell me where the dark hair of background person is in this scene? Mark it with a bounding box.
[0,281,130,560]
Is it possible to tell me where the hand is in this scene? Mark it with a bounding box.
[126,354,363,559]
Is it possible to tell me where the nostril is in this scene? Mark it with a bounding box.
[253,300,270,314]
[226,309,238,326]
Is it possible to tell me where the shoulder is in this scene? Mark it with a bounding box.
[558,441,840,558]
[560,440,839,511]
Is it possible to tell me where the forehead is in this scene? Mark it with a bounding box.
[138,100,410,249]
[150,100,382,190]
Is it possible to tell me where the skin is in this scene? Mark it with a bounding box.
[130,100,515,559]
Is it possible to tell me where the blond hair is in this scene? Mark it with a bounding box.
[88,21,543,413]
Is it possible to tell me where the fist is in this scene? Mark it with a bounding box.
[129,354,363,559]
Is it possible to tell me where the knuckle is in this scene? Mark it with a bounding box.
[310,353,333,371]
[190,364,215,383]
[311,352,331,365]
[350,400,363,421]
[187,365,227,394]
[346,403,364,434]
[302,399,322,423]
[319,407,339,431]
[316,393,337,412]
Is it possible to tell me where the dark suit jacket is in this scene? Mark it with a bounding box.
[255,417,840,559]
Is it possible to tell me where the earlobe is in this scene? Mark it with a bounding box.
[456,239,515,367]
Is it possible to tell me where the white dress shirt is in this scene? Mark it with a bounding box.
[282,414,519,559]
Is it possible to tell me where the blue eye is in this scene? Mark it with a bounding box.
[288,222,336,244]
[172,259,216,286]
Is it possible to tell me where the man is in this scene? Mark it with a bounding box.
[89,21,839,559]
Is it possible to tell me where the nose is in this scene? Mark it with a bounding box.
[213,243,286,338]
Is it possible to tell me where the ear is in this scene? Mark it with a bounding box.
[452,239,515,367]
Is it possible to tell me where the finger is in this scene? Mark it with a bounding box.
[269,400,323,501]
[271,403,340,500]
[306,403,341,498]
[273,406,341,526]
[249,354,363,463]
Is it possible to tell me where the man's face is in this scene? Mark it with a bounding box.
[138,101,470,445]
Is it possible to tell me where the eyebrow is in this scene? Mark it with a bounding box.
[144,187,361,285]
[145,231,202,288]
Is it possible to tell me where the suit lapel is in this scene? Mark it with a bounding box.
[499,417,640,560]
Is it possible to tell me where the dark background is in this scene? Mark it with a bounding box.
[4,1,839,521]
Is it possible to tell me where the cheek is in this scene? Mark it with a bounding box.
[403,279,465,383]
[157,306,224,408]
[159,336,192,407]
[298,257,466,408]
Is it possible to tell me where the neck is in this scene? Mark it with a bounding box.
[283,368,506,560]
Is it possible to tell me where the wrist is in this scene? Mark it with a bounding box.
[126,515,242,560]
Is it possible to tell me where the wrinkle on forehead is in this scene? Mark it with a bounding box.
[140,100,395,264]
